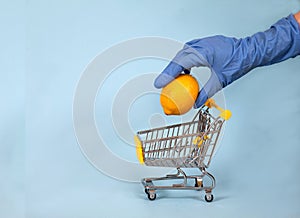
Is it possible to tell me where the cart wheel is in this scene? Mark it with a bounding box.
[144,188,148,194]
[204,194,214,202]
[147,192,156,201]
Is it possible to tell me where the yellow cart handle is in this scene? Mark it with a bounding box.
[204,99,232,120]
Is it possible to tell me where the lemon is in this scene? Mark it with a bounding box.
[160,74,199,115]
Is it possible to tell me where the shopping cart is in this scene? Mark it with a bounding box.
[134,99,231,202]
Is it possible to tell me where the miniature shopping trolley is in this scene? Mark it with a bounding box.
[134,99,231,202]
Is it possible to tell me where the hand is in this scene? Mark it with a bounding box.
[154,14,300,108]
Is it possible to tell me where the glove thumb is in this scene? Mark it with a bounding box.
[194,71,222,108]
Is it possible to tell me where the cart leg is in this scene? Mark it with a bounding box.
[200,167,215,202]
[171,168,188,187]
[166,167,181,178]
[200,167,216,190]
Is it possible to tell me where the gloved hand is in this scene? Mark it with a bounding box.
[154,14,300,108]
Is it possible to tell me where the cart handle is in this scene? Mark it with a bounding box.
[204,99,232,120]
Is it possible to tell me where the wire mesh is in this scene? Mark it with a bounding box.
[137,106,224,168]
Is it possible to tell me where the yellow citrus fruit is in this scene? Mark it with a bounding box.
[160,74,199,115]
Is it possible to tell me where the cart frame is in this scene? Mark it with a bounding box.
[135,99,231,202]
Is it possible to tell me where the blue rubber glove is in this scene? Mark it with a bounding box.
[154,14,300,107]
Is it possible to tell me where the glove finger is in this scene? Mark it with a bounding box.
[154,61,183,88]
[173,44,210,69]
[194,70,222,108]
[154,43,210,89]
[194,88,208,108]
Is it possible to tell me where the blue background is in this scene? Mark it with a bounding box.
[1,0,300,217]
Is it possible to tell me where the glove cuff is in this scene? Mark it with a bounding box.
[222,13,300,86]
